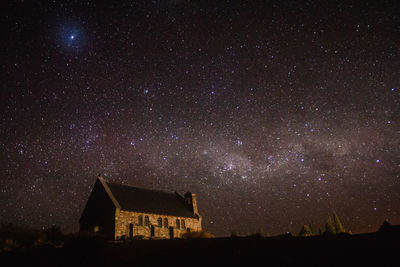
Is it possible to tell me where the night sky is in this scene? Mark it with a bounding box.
[1,0,399,237]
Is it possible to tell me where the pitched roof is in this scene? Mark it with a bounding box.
[99,178,197,218]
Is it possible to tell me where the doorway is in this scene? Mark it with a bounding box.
[151,226,155,237]
[129,223,133,238]
[169,227,174,239]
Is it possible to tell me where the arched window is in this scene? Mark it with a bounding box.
[138,215,143,226]
[164,218,168,228]
[158,217,162,227]
[144,216,150,227]
[181,219,186,229]
[176,219,180,229]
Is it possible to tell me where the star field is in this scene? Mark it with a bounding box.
[1,1,399,236]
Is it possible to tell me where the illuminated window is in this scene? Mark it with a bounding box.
[176,219,180,229]
[158,217,162,227]
[144,216,150,226]
[164,218,168,228]
[138,215,143,226]
[181,220,186,229]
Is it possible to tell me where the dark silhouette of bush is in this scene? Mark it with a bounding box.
[0,223,43,251]
[43,225,63,245]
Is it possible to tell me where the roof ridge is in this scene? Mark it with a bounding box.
[104,179,177,195]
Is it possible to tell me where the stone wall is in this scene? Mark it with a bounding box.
[114,209,202,240]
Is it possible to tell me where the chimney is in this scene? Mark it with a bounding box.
[184,192,198,215]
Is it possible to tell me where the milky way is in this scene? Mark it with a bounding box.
[1,1,399,236]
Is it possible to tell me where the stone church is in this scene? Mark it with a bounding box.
[79,176,202,240]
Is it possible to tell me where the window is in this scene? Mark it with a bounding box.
[138,215,143,226]
[181,219,186,229]
[144,216,150,227]
[158,217,162,227]
[164,218,168,228]
[176,219,180,229]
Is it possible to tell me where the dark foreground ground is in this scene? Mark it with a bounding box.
[1,231,399,267]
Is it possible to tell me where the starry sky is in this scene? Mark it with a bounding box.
[1,0,399,236]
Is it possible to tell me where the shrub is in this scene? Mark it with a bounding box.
[325,218,336,235]
[0,223,43,250]
[333,212,346,234]
[43,225,63,245]
[324,213,348,235]
[258,228,270,237]
[298,225,314,237]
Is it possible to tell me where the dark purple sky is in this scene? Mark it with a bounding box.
[1,0,399,236]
